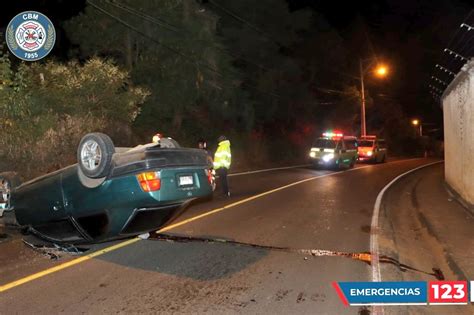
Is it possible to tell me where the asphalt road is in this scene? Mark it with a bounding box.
[378,163,474,315]
[0,158,442,314]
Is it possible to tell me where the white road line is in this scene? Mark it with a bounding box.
[0,158,428,293]
[228,158,420,177]
[370,160,443,314]
[228,164,311,177]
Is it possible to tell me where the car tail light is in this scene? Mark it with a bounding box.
[137,172,161,192]
[206,169,213,185]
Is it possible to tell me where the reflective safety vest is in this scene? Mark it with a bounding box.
[214,140,231,169]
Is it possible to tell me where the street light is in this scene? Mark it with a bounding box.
[411,119,422,136]
[359,59,390,137]
[375,65,388,77]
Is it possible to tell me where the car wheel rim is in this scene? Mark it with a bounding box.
[81,140,102,171]
[0,178,10,209]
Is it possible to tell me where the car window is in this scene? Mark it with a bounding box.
[378,140,386,149]
[344,139,357,150]
[335,140,342,150]
[313,139,337,149]
[358,140,374,147]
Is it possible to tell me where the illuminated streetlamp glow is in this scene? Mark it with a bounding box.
[359,59,391,137]
[375,65,388,77]
[411,119,422,137]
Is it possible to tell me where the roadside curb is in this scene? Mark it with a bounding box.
[375,160,474,285]
[370,160,443,315]
[444,182,474,218]
[371,160,444,282]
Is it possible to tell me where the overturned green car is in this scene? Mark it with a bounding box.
[0,133,214,244]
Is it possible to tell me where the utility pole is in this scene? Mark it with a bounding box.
[359,59,366,137]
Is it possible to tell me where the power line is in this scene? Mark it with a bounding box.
[204,0,360,91]
[207,0,282,47]
[87,0,224,77]
[93,0,356,101]
[104,0,181,33]
[104,0,274,73]
[87,0,281,99]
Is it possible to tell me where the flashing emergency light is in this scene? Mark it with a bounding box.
[322,131,343,138]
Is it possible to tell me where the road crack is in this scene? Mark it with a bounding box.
[150,233,444,280]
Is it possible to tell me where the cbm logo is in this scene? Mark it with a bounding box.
[6,11,56,61]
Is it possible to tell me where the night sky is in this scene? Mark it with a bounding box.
[291,0,473,129]
[2,0,473,132]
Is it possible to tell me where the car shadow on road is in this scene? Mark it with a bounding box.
[97,233,268,281]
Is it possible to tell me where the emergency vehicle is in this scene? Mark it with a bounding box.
[357,135,387,163]
[309,131,358,169]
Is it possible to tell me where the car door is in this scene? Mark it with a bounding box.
[13,171,66,226]
[339,140,350,166]
[378,140,387,161]
[345,139,357,162]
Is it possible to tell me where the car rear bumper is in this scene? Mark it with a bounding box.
[119,203,184,235]
[358,155,375,162]
[26,202,187,244]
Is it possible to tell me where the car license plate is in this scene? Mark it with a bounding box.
[178,175,193,186]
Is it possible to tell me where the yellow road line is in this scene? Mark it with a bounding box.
[157,171,342,232]
[0,238,139,293]
[0,158,423,293]
[158,158,425,232]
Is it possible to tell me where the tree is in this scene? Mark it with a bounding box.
[211,1,358,139]
[209,0,314,131]
[65,0,252,143]
[0,55,148,178]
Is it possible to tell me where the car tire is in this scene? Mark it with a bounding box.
[0,172,21,211]
[77,133,115,178]
[335,159,343,171]
[381,154,386,163]
[350,158,355,168]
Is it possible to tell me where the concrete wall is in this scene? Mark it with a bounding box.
[442,59,474,205]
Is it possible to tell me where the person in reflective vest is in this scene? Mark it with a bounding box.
[214,135,231,197]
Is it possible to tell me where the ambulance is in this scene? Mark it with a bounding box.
[357,135,387,163]
[309,131,358,169]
